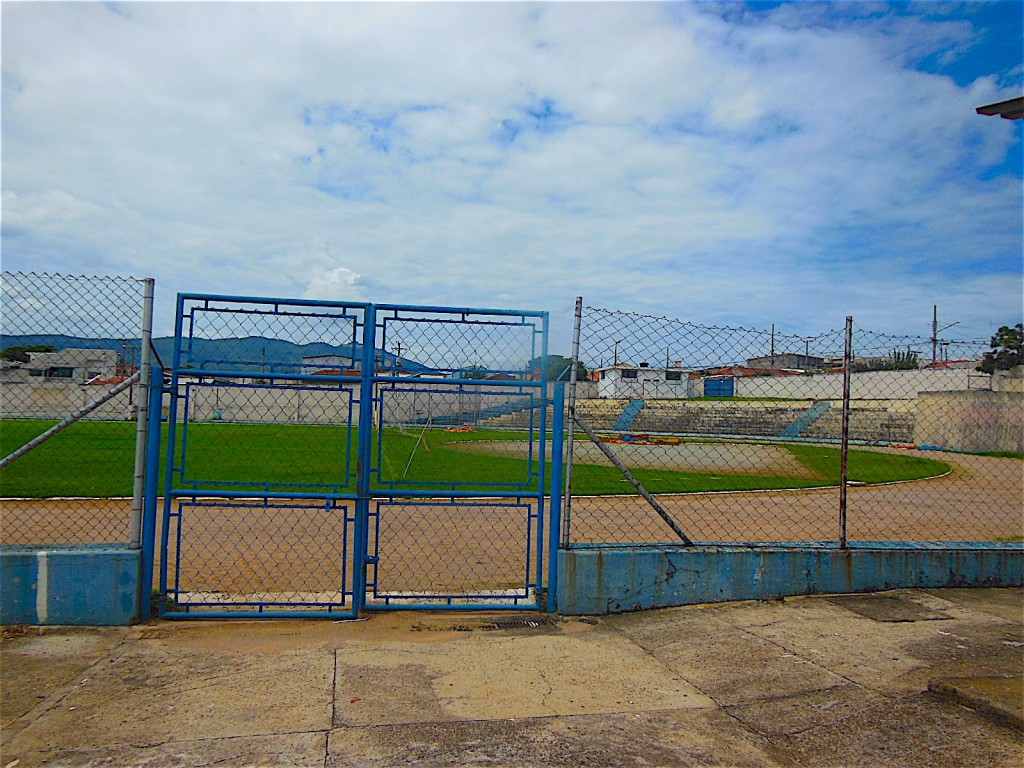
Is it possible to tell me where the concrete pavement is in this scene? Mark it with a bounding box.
[2,588,1022,767]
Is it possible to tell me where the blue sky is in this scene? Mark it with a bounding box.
[2,1,1021,348]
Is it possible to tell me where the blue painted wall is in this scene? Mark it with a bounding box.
[557,543,1024,615]
[0,546,140,625]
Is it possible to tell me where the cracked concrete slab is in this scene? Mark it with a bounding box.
[1,627,126,743]
[728,597,1023,696]
[333,624,714,725]
[714,597,990,694]
[764,691,1024,768]
[923,588,1024,624]
[609,610,848,706]
[327,708,781,768]
[1,731,327,768]
[826,594,954,622]
[2,590,1021,767]
[928,676,1024,729]
[723,684,891,738]
[2,643,334,757]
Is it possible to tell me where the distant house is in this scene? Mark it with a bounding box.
[921,359,978,370]
[25,348,117,383]
[302,353,356,372]
[301,351,435,378]
[594,363,691,399]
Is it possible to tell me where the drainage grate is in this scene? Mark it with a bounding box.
[448,618,558,632]
[487,619,557,630]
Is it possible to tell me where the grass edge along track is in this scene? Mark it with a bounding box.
[0,420,957,498]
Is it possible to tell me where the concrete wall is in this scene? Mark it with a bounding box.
[557,544,1024,615]
[0,380,139,420]
[914,390,1024,453]
[187,383,356,425]
[0,545,140,625]
[736,369,975,400]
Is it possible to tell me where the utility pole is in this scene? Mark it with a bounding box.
[931,306,960,367]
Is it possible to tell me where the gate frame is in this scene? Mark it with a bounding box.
[153,294,563,618]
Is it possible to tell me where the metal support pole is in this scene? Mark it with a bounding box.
[131,277,155,548]
[139,366,164,619]
[354,306,377,615]
[159,292,187,600]
[562,297,583,547]
[535,312,550,595]
[574,413,693,545]
[839,316,853,548]
[547,382,565,613]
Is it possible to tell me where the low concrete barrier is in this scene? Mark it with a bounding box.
[557,543,1024,615]
[0,545,140,625]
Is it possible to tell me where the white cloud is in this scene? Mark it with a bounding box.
[302,265,365,303]
[2,190,106,229]
[1,2,1019,343]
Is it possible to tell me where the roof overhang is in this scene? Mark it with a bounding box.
[975,96,1024,120]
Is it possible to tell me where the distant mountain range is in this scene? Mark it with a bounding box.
[0,334,434,374]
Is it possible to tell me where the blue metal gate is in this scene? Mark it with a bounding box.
[158,295,562,617]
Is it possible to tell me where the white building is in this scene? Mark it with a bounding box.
[25,348,118,383]
[594,363,691,399]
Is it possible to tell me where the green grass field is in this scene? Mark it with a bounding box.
[0,420,951,498]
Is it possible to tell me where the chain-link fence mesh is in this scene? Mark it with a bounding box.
[1,272,149,545]
[565,304,1022,547]
[844,328,1020,542]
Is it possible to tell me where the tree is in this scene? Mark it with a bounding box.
[461,365,488,380]
[977,324,1024,373]
[852,348,919,372]
[528,355,588,381]
[0,345,55,363]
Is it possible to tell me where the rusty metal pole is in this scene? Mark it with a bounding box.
[839,316,853,548]
[562,297,583,547]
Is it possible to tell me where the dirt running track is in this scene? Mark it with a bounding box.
[1,453,1021,603]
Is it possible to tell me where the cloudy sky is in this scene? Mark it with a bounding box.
[2,1,1021,348]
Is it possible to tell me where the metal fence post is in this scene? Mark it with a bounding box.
[159,292,188,600]
[839,315,853,548]
[535,312,550,596]
[130,277,155,548]
[547,381,565,612]
[354,304,377,615]
[139,364,164,619]
[562,296,583,547]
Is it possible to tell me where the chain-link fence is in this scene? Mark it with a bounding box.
[564,302,1022,547]
[0,272,154,546]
